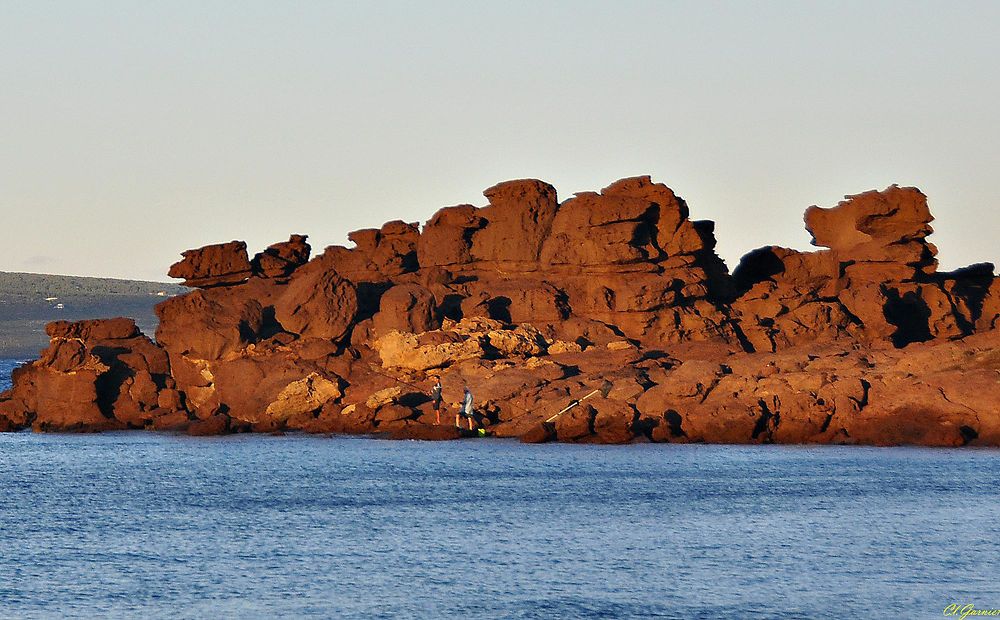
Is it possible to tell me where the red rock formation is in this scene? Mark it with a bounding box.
[731,186,989,351]
[167,240,252,287]
[804,185,935,271]
[3,177,998,446]
[273,261,358,342]
[251,234,311,278]
[372,284,440,336]
[1,318,184,431]
[472,179,558,263]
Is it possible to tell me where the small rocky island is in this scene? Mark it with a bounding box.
[2,176,998,445]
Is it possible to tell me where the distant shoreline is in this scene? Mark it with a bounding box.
[0,271,184,357]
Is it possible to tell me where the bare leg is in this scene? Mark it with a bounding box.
[468,417,474,430]
[455,414,460,428]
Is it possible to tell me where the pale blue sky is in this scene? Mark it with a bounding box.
[1,1,997,281]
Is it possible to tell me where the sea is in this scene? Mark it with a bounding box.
[2,357,999,619]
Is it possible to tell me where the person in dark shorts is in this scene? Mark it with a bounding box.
[430,378,443,424]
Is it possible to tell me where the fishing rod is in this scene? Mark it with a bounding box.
[544,380,613,423]
[362,360,611,422]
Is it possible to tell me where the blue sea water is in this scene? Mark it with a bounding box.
[1,358,22,393]
[2,358,999,619]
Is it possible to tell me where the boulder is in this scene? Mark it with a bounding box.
[372,284,439,335]
[553,405,594,442]
[274,262,358,341]
[156,286,265,360]
[601,175,703,256]
[416,205,483,267]
[1,318,175,431]
[374,330,485,372]
[342,220,420,280]
[471,179,559,263]
[187,414,230,436]
[168,240,252,287]
[252,234,311,278]
[805,185,933,258]
[590,399,636,444]
[264,373,342,419]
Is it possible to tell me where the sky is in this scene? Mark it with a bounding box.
[1,1,998,282]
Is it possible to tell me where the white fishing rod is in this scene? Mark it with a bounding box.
[544,381,613,423]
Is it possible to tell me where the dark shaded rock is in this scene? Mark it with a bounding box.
[383,420,463,440]
[252,234,311,278]
[519,422,556,443]
[0,415,15,433]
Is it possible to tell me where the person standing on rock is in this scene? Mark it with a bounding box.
[430,379,443,424]
[459,386,475,430]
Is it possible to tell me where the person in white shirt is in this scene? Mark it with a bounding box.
[458,386,475,430]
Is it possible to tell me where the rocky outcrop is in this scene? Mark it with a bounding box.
[167,240,252,287]
[251,234,311,279]
[472,180,559,262]
[731,186,990,352]
[372,284,439,336]
[804,185,935,272]
[272,261,358,342]
[0,318,184,431]
[2,176,998,446]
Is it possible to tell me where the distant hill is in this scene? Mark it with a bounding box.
[0,271,187,358]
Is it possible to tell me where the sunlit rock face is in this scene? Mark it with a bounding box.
[2,177,998,446]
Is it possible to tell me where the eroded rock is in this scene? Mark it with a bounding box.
[3,176,997,447]
[168,240,252,287]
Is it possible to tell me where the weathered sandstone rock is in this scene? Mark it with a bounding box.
[273,262,358,341]
[3,176,997,447]
[252,234,311,278]
[168,240,252,287]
